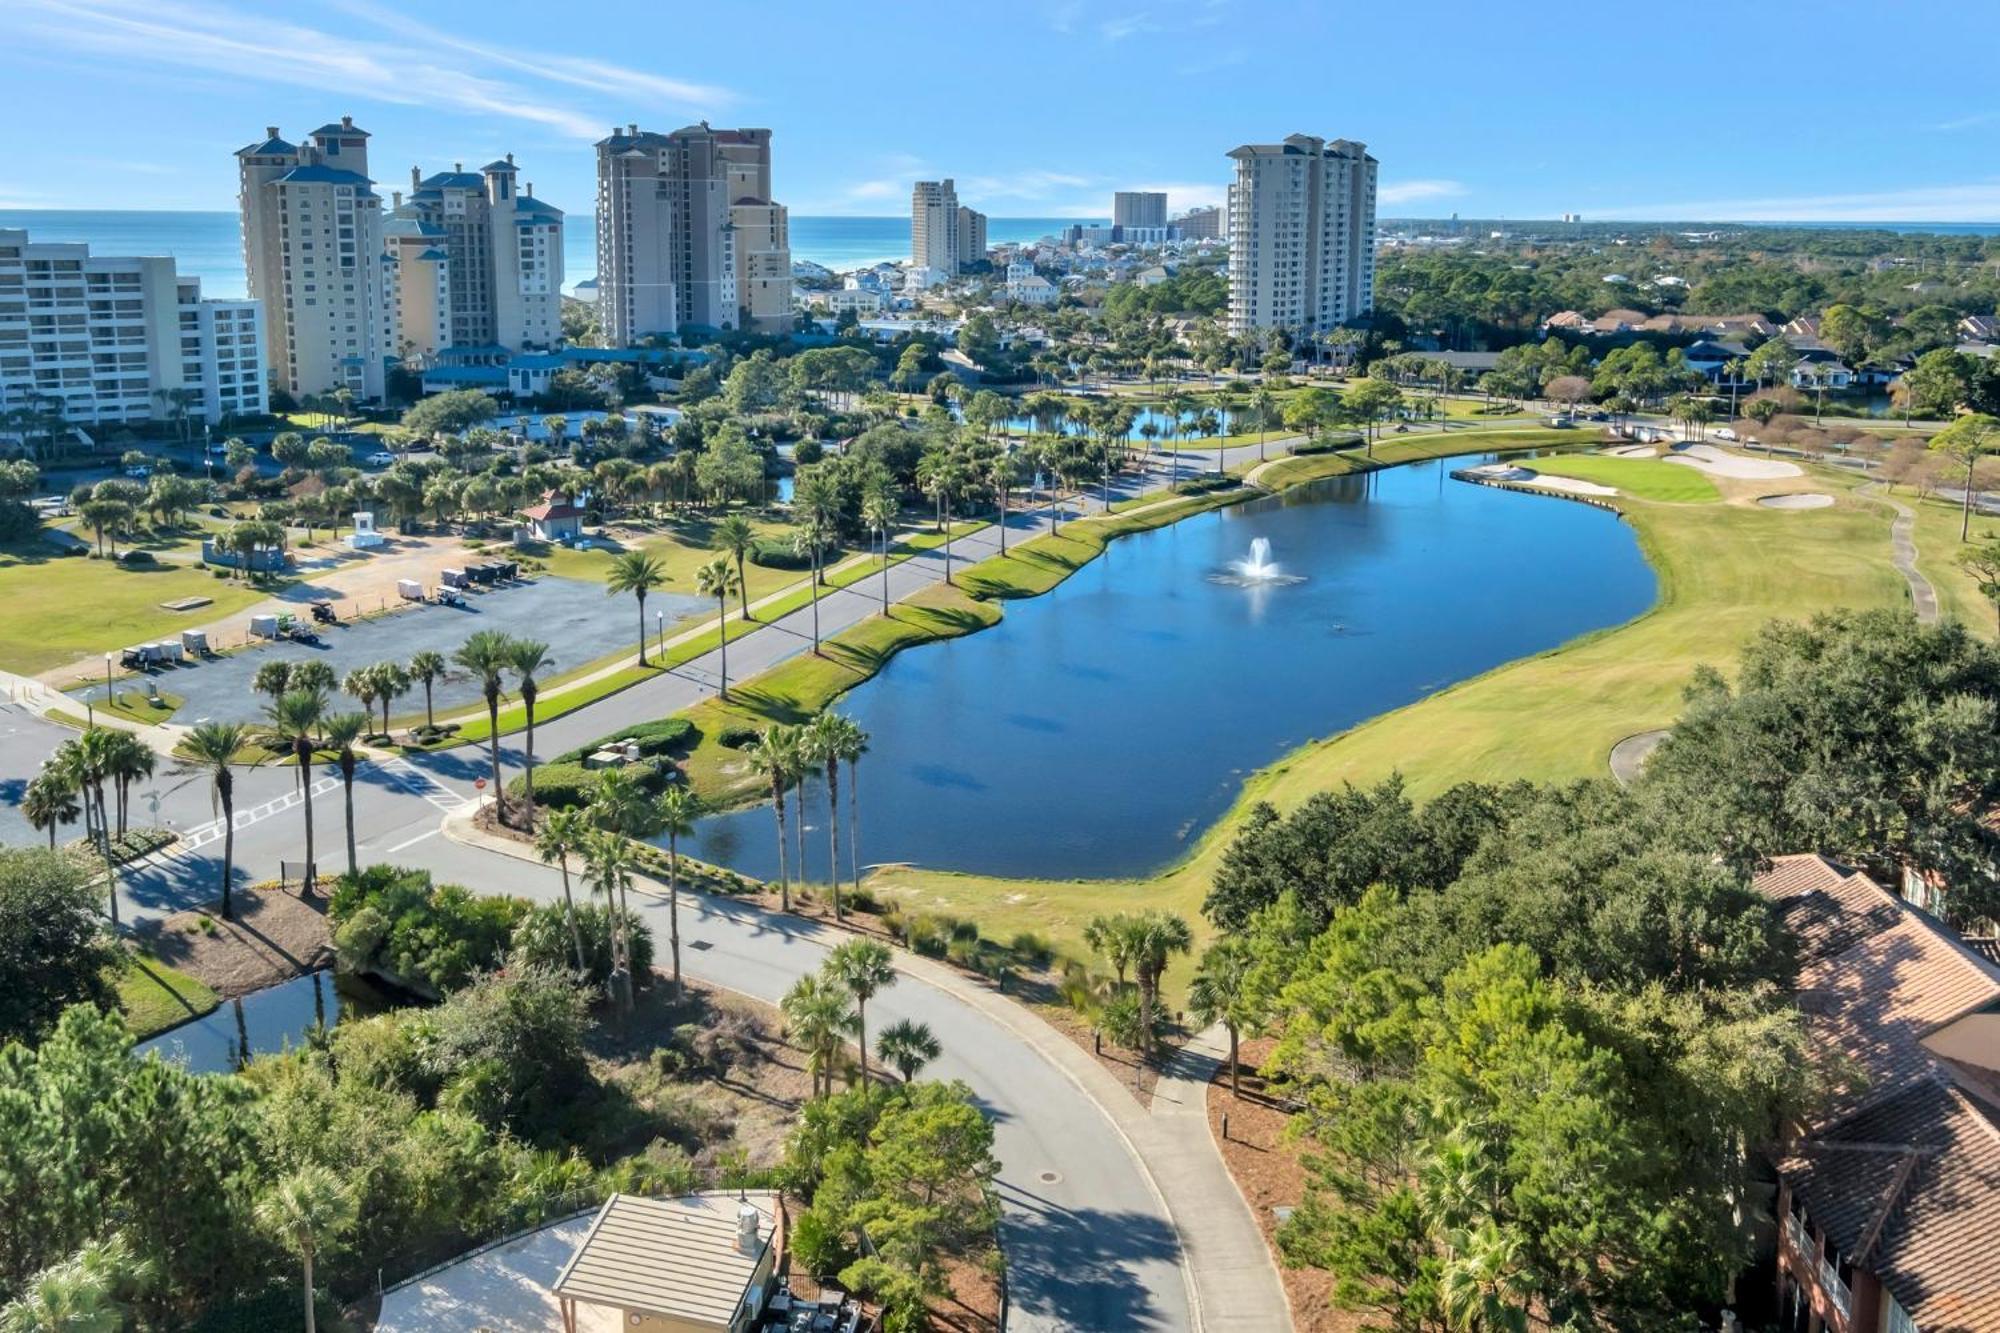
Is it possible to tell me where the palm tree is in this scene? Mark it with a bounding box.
[1083,912,1138,987]
[605,549,668,666]
[341,667,379,736]
[583,827,637,1013]
[748,724,802,911]
[1127,911,1193,1055]
[808,712,851,917]
[102,731,152,838]
[780,972,855,1099]
[861,481,899,612]
[254,1165,355,1333]
[407,650,447,732]
[1164,391,1195,487]
[1,1232,152,1332]
[22,770,79,851]
[1251,386,1279,462]
[695,558,740,701]
[826,938,896,1084]
[453,630,515,825]
[835,718,870,891]
[508,639,555,814]
[322,712,367,879]
[267,690,326,897]
[533,807,591,975]
[252,660,293,710]
[987,451,1017,554]
[714,515,757,622]
[1187,938,1264,1098]
[372,660,410,737]
[876,1018,941,1083]
[654,785,703,995]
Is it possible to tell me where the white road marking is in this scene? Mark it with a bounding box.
[384,828,441,854]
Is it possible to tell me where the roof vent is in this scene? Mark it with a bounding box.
[736,1205,760,1255]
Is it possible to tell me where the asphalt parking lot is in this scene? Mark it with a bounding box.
[72,575,706,725]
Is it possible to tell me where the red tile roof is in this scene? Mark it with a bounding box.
[522,500,583,522]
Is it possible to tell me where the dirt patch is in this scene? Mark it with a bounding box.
[1207,1038,1358,1333]
[1758,492,1836,510]
[136,883,333,997]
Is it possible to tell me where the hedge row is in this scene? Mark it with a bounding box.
[549,716,694,766]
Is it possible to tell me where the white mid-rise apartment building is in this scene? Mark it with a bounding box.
[911,180,960,274]
[237,117,388,402]
[1226,134,1377,337]
[0,228,265,432]
[595,123,793,344]
[389,156,563,361]
[1114,191,1168,229]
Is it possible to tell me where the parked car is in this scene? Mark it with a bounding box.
[1714,427,1737,441]
[123,464,151,478]
[1545,416,1576,429]
[366,450,397,466]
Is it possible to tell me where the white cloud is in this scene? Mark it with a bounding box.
[1589,181,2000,223]
[1931,111,1999,132]
[1378,179,1465,206]
[2,0,731,143]
[1099,12,1159,40]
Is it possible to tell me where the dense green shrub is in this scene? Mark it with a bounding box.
[511,758,669,809]
[717,724,761,749]
[748,537,811,570]
[551,717,694,765]
[1291,432,1363,457]
[329,865,529,994]
[510,901,655,988]
[0,847,121,1046]
[408,966,591,1141]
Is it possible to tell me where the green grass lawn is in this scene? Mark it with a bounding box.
[0,541,268,676]
[90,688,184,726]
[1525,455,1721,503]
[116,947,219,1039]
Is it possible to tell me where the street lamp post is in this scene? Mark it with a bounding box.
[103,654,113,718]
[656,610,664,660]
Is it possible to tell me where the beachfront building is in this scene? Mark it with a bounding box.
[236,117,389,400]
[1175,204,1225,240]
[1225,134,1377,337]
[1114,190,1168,229]
[595,122,795,343]
[912,180,987,275]
[388,155,563,364]
[0,228,265,433]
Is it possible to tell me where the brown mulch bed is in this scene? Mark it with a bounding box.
[1206,1038,1357,1333]
[135,883,333,997]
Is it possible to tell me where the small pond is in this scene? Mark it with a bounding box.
[137,971,401,1075]
[678,456,1657,881]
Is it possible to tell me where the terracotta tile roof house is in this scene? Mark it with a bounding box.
[521,491,585,542]
[1753,853,2000,1333]
[1542,309,1588,330]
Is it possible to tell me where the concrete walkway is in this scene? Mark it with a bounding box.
[1861,483,1939,624]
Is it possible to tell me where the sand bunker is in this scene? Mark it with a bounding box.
[1757,492,1835,510]
[1663,443,1803,479]
[1603,443,1657,458]
[1527,473,1619,497]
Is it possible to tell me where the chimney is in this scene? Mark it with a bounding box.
[628,123,638,137]
[526,183,534,197]
[265,125,279,139]
[341,115,353,130]
[392,190,403,209]
[735,1204,760,1256]
[506,152,515,165]
[454,161,463,173]
[411,166,421,191]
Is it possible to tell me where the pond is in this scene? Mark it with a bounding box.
[679,456,1658,881]
[993,404,1246,439]
[136,970,400,1075]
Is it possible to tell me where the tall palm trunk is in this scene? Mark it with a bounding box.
[794,779,807,894]
[847,756,861,890]
[520,683,538,810]
[809,547,822,654]
[942,500,954,586]
[771,773,790,911]
[219,774,236,919]
[667,836,683,995]
[880,531,891,611]
[558,853,585,974]
[422,681,435,731]
[635,591,649,666]
[301,1249,317,1333]
[826,760,842,919]
[339,757,357,878]
[483,686,504,825]
[296,740,318,897]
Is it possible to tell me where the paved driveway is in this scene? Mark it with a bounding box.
[73,576,703,726]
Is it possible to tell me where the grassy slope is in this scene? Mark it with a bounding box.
[870,478,1912,996]
[116,948,220,1039]
[1525,455,1721,503]
[0,542,266,676]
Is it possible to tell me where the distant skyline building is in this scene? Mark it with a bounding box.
[594,122,794,344]
[236,116,388,400]
[1114,191,1168,229]
[0,227,265,429]
[387,154,563,363]
[1174,204,1224,240]
[956,204,988,270]
[1226,133,1377,337]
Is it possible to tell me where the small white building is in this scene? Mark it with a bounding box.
[1006,274,1060,306]
[818,288,883,315]
[901,265,949,293]
[553,1192,782,1333]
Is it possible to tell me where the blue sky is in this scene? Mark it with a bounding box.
[4,0,2000,222]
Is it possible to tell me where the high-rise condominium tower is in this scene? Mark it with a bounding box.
[1114,191,1168,229]
[0,229,265,429]
[1225,135,1377,337]
[236,117,387,400]
[911,180,985,274]
[594,123,793,344]
[385,155,564,364]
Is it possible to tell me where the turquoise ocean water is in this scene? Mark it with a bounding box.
[0,210,1097,298]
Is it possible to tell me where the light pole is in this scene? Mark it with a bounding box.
[656,609,664,660]
[104,654,113,717]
